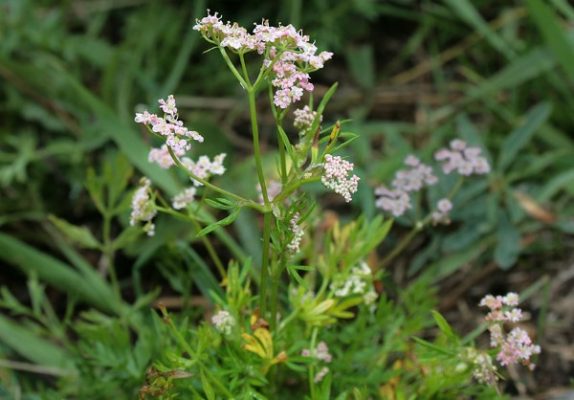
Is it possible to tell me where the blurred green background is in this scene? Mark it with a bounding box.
[1,0,573,396]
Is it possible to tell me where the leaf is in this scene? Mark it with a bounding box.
[431,310,456,341]
[0,233,119,313]
[0,314,75,372]
[316,82,339,116]
[526,0,574,81]
[498,102,552,171]
[200,370,216,400]
[178,243,224,300]
[346,45,375,90]
[86,167,105,213]
[537,168,574,201]
[103,152,133,208]
[112,226,141,250]
[48,215,101,249]
[204,197,237,210]
[412,337,456,357]
[196,208,241,238]
[466,47,556,102]
[427,237,493,282]
[494,211,521,269]
[444,0,515,59]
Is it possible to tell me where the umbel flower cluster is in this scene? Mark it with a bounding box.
[375,140,489,219]
[480,293,541,367]
[468,293,541,385]
[131,96,227,234]
[322,155,360,203]
[193,12,332,108]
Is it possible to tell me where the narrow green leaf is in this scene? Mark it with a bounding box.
[48,215,101,250]
[526,0,574,81]
[196,208,241,238]
[412,336,456,357]
[200,370,216,400]
[537,168,574,201]
[0,314,75,372]
[0,233,117,313]
[444,0,515,58]
[498,102,552,171]
[494,211,521,269]
[431,310,456,340]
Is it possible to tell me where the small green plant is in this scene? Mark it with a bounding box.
[124,12,541,399]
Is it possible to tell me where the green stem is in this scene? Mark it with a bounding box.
[246,87,275,319]
[379,225,420,269]
[269,260,281,332]
[102,212,120,299]
[260,211,272,316]
[273,176,321,204]
[379,177,466,269]
[167,147,264,212]
[155,194,226,280]
[248,90,269,205]
[190,217,227,280]
[239,52,250,83]
[308,327,319,399]
[269,86,288,184]
[219,47,249,89]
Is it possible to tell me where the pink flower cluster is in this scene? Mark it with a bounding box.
[301,341,332,363]
[435,139,490,176]
[148,144,175,169]
[479,293,541,368]
[194,12,332,108]
[375,156,437,217]
[301,341,332,383]
[257,179,282,205]
[431,198,453,224]
[293,105,320,134]
[181,154,226,186]
[130,178,156,236]
[135,95,203,157]
[321,154,360,202]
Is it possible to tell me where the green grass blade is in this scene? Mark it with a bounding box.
[0,233,118,313]
[444,0,515,58]
[526,0,574,81]
[498,102,552,171]
[0,314,75,373]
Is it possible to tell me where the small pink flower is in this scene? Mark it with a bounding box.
[434,140,490,176]
[321,154,360,202]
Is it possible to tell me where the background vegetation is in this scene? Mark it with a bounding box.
[0,0,573,397]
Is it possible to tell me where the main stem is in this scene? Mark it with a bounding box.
[247,88,273,318]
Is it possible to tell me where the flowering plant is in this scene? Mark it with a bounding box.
[128,11,540,399]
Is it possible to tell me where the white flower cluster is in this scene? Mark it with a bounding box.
[435,139,490,176]
[321,154,360,203]
[330,262,378,308]
[181,154,226,186]
[287,213,304,253]
[129,178,156,236]
[293,105,320,134]
[135,95,203,157]
[463,348,498,385]
[172,187,197,210]
[211,310,235,335]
